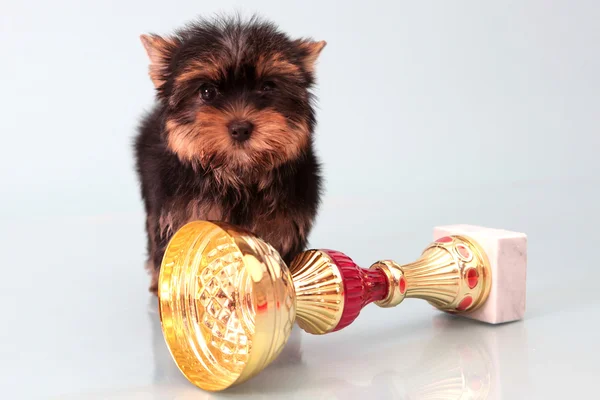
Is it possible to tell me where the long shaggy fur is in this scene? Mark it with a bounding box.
[133,15,324,294]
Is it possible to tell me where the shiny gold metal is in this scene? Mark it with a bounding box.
[371,260,405,308]
[371,235,491,313]
[158,221,295,392]
[158,222,493,392]
[290,250,345,334]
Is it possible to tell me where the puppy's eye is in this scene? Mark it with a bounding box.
[261,81,276,92]
[199,84,218,102]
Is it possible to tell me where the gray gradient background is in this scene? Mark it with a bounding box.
[1,1,599,399]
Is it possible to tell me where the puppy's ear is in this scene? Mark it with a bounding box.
[140,34,179,89]
[294,39,327,72]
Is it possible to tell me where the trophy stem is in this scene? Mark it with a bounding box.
[403,247,461,306]
[371,235,491,313]
[291,250,346,335]
[290,249,388,335]
[331,250,388,332]
[288,235,492,336]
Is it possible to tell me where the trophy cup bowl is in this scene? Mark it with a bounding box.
[158,220,296,391]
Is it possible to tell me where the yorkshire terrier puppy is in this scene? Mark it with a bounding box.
[134,15,325,294]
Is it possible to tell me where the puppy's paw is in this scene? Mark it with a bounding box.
[149,270,159,296]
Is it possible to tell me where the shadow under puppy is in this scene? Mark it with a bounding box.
[134,16,325,294]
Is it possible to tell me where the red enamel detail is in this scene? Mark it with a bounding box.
[459,344,473,360]
[471,378,482,391]
[322,250,389,332]
[457,244,471,259]
[399,276,406,294]
[456,296,473,311]
[466,268,479,289]
[436,236,453,243]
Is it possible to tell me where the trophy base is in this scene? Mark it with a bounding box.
[433,225,527,324]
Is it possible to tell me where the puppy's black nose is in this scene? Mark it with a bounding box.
[229,121,253,142]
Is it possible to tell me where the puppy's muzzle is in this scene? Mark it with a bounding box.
[228,120,254,142]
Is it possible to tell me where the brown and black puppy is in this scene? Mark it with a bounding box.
[134,15,325,294]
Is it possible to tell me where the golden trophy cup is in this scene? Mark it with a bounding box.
[157,220,527,392]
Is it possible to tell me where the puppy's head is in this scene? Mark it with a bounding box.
[140,16,325,175]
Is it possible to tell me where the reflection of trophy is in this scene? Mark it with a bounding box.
[52,313,529,400]
[404,318,496,400]
[157,221,527,391]
[293,315,529,400]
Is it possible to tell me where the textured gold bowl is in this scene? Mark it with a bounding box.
[157,221,296,391]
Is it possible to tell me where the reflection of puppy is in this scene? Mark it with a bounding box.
[134,15,325,294]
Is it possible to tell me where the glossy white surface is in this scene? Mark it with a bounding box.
[1,180,599,399]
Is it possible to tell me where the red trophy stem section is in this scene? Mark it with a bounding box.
[323,250,389,332]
